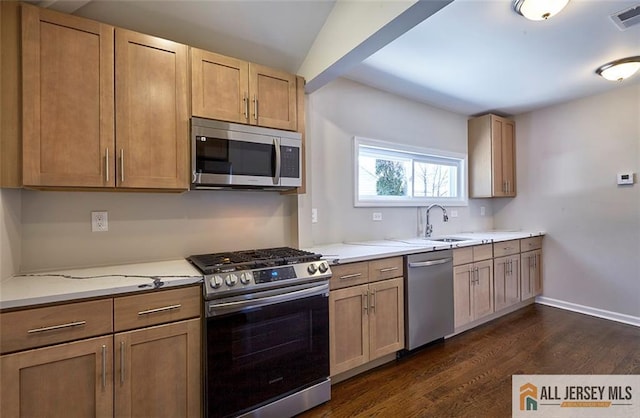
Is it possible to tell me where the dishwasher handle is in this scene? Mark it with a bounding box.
[408,258,452,268]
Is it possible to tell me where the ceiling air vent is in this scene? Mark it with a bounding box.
[610,4,640,31]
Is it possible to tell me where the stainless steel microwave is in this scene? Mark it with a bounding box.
[190,117,302,190]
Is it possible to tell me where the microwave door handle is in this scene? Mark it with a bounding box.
[274,137,281,185]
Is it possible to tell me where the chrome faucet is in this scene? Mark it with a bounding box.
[425,204,448,237]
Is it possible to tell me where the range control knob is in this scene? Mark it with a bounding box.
[240,272,252,285]
[307,263,318,274]
[225,274,238,287]
[318,262,329,273]
[210,275,223,289]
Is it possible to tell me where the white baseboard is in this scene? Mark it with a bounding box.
[535,296,640,327]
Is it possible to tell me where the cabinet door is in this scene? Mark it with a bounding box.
[494,255,520,311]
[22,5,114,187]
[490,116,516,197]
[249,63,296,131]
[532,251,543,296]
[0,335,113,418]
[115,29,188,190]
[114,319,200,418]
[501,119,516,196]
[521,250,542,299]
[453,264,473,328]
[191,48,249,124]
[473,259,494,320]
[329,284,369,376]
[369,277,404,360]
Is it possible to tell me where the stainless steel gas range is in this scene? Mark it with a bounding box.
[188,247,332,418]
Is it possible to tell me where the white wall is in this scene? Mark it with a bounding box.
[494,84,640,317]
[18,190,298,272]
[301,78,494,246]
[0,189,21,278]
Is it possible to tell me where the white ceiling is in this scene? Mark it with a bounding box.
[33,0,640,117]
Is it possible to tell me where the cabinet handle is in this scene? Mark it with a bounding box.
[253,95,258,120]
[101,344,107,389]
[339,273,362,280]
[120,341,125,384]
[379,267,398,273]
[105,148,109,183]
[363,291,368,315]
[474,267,479,284]
[119,149,125,183]
[137,304,181,316]
[243,94,248,120]
[370,290,376,313]
[27,320,86,334]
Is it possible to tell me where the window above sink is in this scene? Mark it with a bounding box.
[353,136,467,207]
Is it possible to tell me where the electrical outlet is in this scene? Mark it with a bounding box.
[450,210,458,218]
[91,211,108,232]
[372,212,383,221]
[311,208,318,224]
[480,206,486,216]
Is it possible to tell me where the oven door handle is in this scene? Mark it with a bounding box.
[207,283,329,316]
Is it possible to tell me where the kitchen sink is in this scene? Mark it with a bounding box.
[428,237,470,243]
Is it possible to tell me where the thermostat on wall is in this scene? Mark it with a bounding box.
[617,172,635,185]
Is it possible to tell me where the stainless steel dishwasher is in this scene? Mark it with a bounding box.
[404,250,454,351]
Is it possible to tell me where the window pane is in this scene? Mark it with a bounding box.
[359,153,410,198]
[413,162,458,198]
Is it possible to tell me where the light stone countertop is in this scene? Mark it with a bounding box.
[1,231,544,310]
[0,259,203,310]
[303,230,545,265]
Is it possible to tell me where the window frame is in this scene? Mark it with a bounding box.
[353,136,468,207]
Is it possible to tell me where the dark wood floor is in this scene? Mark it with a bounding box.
[299,304,640,418]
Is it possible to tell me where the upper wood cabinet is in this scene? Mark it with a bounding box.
[22,5,114,188]
[115,29,188,190]
[21,5,189,190]
[191,47,297,131]
[468,114,516,198]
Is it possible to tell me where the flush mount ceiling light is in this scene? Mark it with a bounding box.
[595,56,640,81]
[513,0,570,21]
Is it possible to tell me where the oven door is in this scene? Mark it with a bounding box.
[205,282,329,418]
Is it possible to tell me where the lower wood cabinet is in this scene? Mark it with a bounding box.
[1,335,114,418]
[0,286,201,418]
[494,254,521,311]
[329,274,404,376]
[453,259,494,328]
[115,319,201,418]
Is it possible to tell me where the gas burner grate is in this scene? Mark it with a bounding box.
[188,247,321,274]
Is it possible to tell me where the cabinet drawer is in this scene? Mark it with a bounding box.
[330,262,369,290]
[0,299,113,354]
[521,236,542,252]
[453,247,473,266]
[453,244,493,265]
[493,240,520,257]
[114,286,201,332]
[368,257,403,282]
[473,244,493,261]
